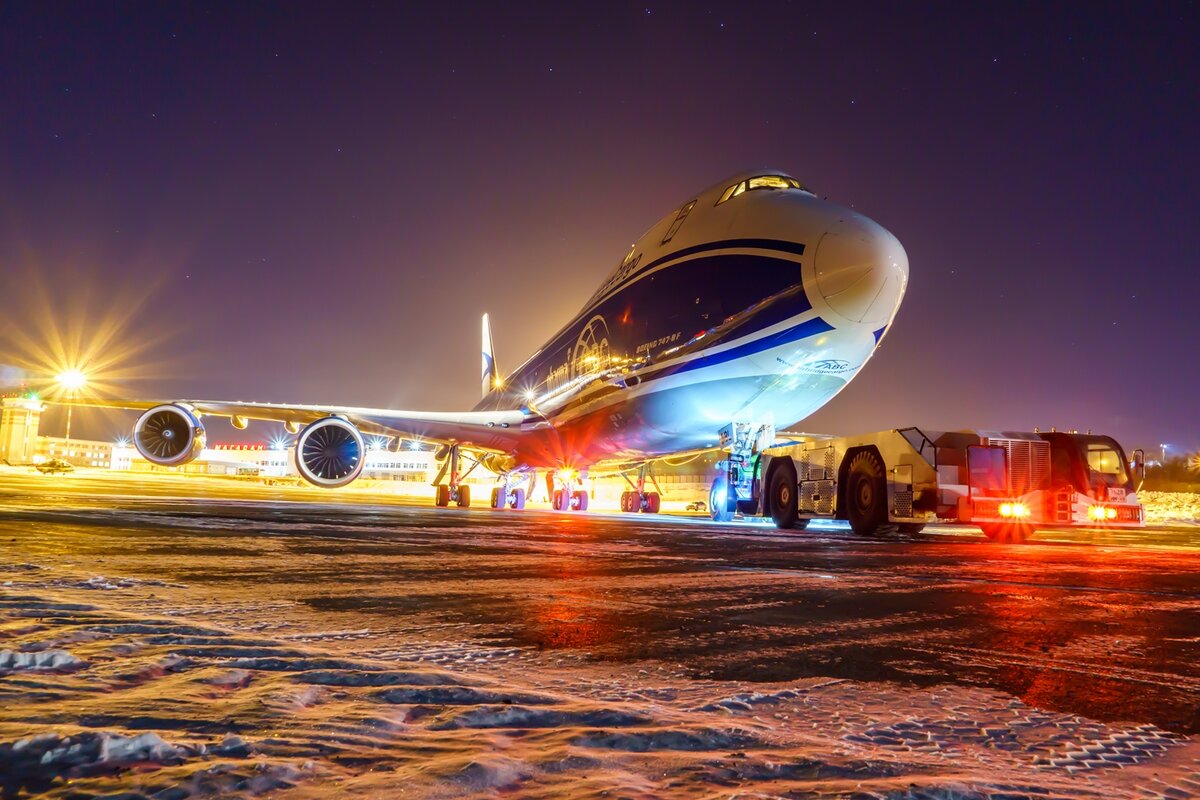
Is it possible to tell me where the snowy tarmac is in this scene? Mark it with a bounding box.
[1,471,1198,798]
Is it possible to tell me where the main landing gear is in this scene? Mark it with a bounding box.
[620,462,661,513]
[549,469,590,511]
[489,470,530,510]
[432,443,476,508]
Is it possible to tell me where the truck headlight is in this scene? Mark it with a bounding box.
[999,502,1029,518]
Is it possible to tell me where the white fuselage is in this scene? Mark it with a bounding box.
[475,170,910,468]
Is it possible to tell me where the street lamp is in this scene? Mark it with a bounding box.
[1160,443,1170,463]
[56,369,88,444]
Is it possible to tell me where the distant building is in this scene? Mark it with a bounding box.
[0,396,44,464]
[112,442,436,482]
[37,436,113,468]
[1,395,113,467]
[0,394,436,482]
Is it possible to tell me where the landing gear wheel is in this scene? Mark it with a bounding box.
[709,477,734,522]
[510,488,526,510]
[435,484,450,507]
[898,523,925,534]
[644,492,660,514]
[490,487,505,509]
[980,523,1029,543]
[619,491,635,513]
[768,463,800,530]
[552,488,568,511]
[456,484,471,508]
[846,450,887,536]
[571,490,589,511]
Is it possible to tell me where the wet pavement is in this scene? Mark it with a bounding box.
[3,471,1199,735]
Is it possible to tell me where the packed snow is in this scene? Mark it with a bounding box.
[1,560,1197,799]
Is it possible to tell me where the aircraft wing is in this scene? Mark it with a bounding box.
[67,398,527,453]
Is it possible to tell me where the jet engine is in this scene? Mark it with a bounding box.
[133,403,207,466]
[294,416,365,488]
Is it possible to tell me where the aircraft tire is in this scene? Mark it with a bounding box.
[572,490,589,511]
[644,492,660,513]
[708,478,734,522]
[552,488,567,511]
[435,484,450,507]
[490,487,505,509]
[510,488,526,510]
[619,491,633,512]
[846,451,887,535]
[456,484,471,508]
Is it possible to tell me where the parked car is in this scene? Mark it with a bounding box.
[685,500,707,512]
[35,459,75,474]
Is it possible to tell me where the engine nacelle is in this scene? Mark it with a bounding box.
[294,416,365,488]
[133,403,207,467]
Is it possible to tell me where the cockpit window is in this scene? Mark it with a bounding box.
[718,182,746,204]
[716,175,806,205]
[748,175,795,190]
[661,200,696,245]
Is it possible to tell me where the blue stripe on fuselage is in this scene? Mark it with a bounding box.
[659,315,836,379]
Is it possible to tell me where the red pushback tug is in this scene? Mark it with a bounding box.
[715,425,1146,542]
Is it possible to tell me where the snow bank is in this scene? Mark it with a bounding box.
[1139,491,1200,524]
[3,731,186,776]
[0,648,84,672]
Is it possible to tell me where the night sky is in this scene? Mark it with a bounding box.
[1,2,1196,453]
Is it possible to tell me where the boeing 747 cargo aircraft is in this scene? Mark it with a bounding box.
[84,170,909,515]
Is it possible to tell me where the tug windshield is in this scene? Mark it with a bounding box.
[1083,442,1131,488]
[1041,432,1135,494]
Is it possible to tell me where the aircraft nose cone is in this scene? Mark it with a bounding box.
[813,217,909,326]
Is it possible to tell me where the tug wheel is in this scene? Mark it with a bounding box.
[768,462,800,530]
[845,451,887,535]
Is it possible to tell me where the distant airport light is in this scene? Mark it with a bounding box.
[492,376,505,389]
[56,369,88,391]
[114,436,130,448]
[408,440,423,451]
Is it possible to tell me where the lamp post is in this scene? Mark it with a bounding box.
[1159,443,1169,464]
[56,370,87,445]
